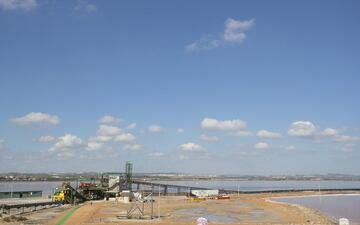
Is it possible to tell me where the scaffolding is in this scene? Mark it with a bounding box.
[125,192,154,220]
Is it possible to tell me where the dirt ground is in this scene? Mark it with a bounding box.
[1,191,344,225]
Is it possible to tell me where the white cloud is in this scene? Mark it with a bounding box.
[91,135,112,142]
[201,117,246,131]
[98,115,121,124]
[178,142,204,152]
[38,136,56,142]
[56,152,74,160]
[288,121,316,137]
[91,125,135,142]
[123,144,142,151]
[74,0,97,13]
[322,128,338,137]
[86,141,108,151]
[285,145,296,150]
[114,133,135,142]
[231,130,253,137]
[186,18,255,52]
[320,128,358,143]
[149,152,164,158]
[0,0,37,11]
[333,135,359,142]
[341,143,356,152]
[257,130,282,139]
[177,128,184,134]
[97,124,122,136]
[185,35,221,52]
[148,124,164,133]
[200,134,219,142]
[223,18,255,42]
[49,134,83,152]
[11,112,60,126]
[254,142,269,149]
[127,123,137,129]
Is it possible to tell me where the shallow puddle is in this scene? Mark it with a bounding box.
[176,207,240,223]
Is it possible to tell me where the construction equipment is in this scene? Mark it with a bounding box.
[52,189,65,202]
[52,162,134,203]
[52,182,87,204]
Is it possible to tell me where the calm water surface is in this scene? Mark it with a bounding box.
[0,181,77,196]
[155,180,360,191]
[1,180,360,195]
[274,194,360,224]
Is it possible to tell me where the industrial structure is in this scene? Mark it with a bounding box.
[52,161,134,203]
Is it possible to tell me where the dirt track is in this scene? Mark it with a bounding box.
[45,192,336,225]
[1,192,340,225]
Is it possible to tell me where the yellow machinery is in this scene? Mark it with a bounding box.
[52,189,65,201]
[52,183,87,204]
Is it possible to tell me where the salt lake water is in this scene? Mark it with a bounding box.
[0,181,77,196]
[273,194,360,224]
[1,180,360,195]
[155,180,360,191]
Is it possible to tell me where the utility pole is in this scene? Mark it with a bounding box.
[158,185,160,220]
[237,184,240,197]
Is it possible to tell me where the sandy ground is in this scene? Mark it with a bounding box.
[1,191,350,225]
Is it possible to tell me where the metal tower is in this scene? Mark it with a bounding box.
[124,161,133,190]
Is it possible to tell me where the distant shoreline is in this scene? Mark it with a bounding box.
[270,192,360,199]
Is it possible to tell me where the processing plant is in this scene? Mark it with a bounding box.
[53,161,133,204]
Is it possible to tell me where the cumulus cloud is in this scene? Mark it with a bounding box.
[0,0,37,11]
[98,115,121,124]
[86,141,105,151]
[178,142,204,152]
[37,136,56,142]
[56,152,75,160]
[149,152,164,159]
[49,134,83,153]
[97,124,122,136]
[123,144,142,151]
[257,130,282,139]
[148,124,164,133]
[342,143,356,152]
[177,128,184,134]
[320,128,358,143]
[200,134,219,142]
[285,145,296,150]
[113,133,135,142]
[92,125,135,142]
[201,117,246,131]
[254,142,269,149]
[288,121,316,137]
[127,123,137,129]
[231,130,254,137]
[333,135,359,142]
[91,135,112,142]
[177,142,208,160]
[186,18,255,52]
[74,0,97,13]
[185,35,221,52]
[11,112,60,126]
[322,128,338,137]
[223,18,255,42]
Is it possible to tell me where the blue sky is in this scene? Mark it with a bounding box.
[0,0,359,174]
